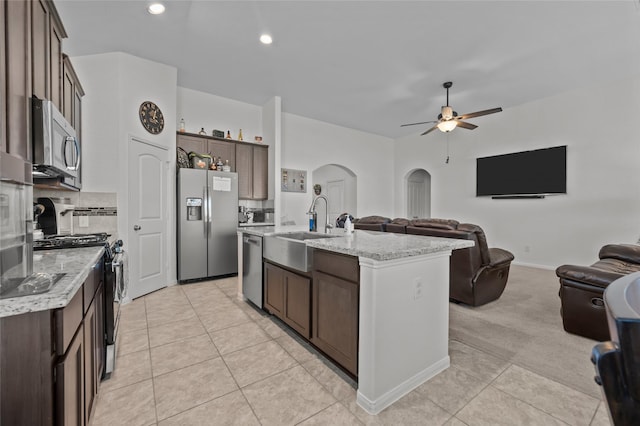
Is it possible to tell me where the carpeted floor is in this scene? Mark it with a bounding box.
[449,264,601,399]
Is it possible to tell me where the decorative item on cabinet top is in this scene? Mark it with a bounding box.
[212,129,225,138]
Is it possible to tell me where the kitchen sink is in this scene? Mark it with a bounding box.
[263,232,338,272]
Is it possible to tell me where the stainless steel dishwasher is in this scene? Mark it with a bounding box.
[242,234,263,308]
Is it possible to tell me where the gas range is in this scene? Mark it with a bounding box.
[33,232,111,251]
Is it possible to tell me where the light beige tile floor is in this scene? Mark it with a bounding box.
[90,276,612,426]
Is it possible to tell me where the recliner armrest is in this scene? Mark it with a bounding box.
[599,244,640,265]
[556,264,623,289]
[488,248,514,267]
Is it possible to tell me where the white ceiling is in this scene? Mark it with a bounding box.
[55,0,640,139]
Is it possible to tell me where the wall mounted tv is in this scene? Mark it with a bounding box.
[476,145,566,198]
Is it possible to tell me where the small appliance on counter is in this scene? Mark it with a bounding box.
[36,197,74,236]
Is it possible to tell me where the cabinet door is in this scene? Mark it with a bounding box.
[236,144,253,199]
[176,134,206,155]
[73,84,82,139]
[264,262,285,317]
[208,140,235,171]
[284,271,311,338]
[252,145,268,200]
[49,14,64,110]
[62,59,74,124]
[55,325,85,426]
[31,0,49,101]
[83,299,97,423]
[2,0,32,183]
[311,271,359,376]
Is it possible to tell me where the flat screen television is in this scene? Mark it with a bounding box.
[476,145,566,197]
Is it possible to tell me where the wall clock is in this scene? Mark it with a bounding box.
[139,101,165,134]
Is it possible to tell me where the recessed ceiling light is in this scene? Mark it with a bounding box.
[148,3,165,15]
[260,34,273,45]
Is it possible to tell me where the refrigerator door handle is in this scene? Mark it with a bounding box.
[207,185,213,235]
[203,186,209,237]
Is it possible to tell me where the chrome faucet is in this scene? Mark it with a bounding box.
[307,195,333,234]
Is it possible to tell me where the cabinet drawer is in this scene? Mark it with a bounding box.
[313,250,359,283]
[55,288,83,356]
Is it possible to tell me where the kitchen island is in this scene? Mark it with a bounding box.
[237,227,473,414]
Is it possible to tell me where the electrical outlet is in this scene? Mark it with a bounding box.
[79,215,89,228]
[414,277,423,300]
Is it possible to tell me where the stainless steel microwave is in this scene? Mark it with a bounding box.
[32,98,81,190]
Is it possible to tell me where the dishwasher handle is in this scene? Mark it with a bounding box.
[244,236,262,246]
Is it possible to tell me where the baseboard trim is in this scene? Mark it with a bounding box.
[356,356,450,415]
[512,261,555,271]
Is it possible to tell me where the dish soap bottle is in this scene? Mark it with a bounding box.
[344,216,353,234]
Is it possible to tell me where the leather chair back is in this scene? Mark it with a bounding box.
[353,216,390,232]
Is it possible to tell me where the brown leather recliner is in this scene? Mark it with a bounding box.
[406,219,514,306]
[385,218,410,234]
[556,244,640,341]
[353,216,390,232]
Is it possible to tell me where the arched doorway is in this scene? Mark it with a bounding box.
[406,169,431,219]
[312,164,357,226]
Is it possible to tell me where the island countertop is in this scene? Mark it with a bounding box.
[305,230,474,261]
[0,246,104,318]
[239,227,474,261]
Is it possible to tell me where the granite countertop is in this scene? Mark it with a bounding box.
[306,230,474,261]
[239,227,474,261]
[0,246,104,318]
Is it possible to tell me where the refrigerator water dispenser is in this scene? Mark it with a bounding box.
[186,198,202,221]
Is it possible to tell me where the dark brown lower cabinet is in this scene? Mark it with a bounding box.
[311,270,359,376]
[264,262,311,338]
[264,262,285,316]
[0,258,105,426]
[55,325,85,426]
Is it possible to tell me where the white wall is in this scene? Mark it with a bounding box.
[394,75,640,268]
[72,52,178,284]
[177,87,262,141]
[280,113,395,226]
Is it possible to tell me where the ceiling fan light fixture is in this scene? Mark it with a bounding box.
[441,106,454,120]
[437,120,457,133]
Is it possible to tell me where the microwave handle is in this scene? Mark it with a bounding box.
[64,137,80,171]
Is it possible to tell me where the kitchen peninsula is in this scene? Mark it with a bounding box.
[237,227,474,414]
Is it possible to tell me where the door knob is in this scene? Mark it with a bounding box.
[134,225,142,231]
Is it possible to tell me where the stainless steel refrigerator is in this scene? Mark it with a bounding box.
[177,169,238,282]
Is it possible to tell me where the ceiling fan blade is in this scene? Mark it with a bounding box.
[457,107,503,120]
[455,121,478,130]
[420,125,439,136]
[401,120,436,127]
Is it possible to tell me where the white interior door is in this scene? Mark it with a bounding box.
[326,179,345,225]
[128,138,168,299]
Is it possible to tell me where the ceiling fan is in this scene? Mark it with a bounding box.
[401,82,502,136]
